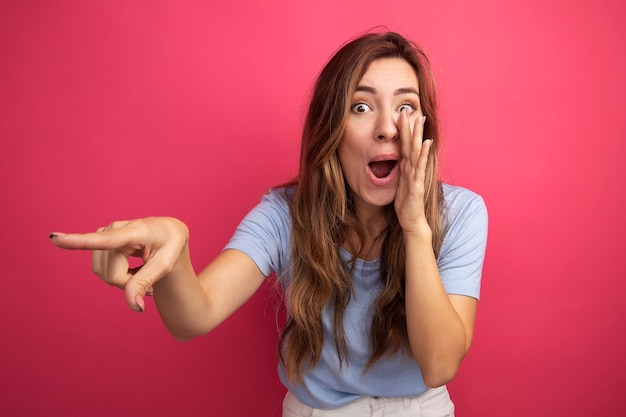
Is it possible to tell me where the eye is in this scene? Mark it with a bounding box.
[398,103,417,114]
[351,103,372,113]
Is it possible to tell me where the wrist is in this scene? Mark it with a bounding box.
[402,221,433,243]
[153,241,192,290]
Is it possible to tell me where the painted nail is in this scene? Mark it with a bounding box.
[135,294,144,313]
[49,232,67,239]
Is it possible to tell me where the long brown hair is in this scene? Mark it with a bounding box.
[278,31,445,384]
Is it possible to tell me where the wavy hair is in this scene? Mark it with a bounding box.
[278,31,445,384]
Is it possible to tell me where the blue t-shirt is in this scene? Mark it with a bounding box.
[224,183,488,409]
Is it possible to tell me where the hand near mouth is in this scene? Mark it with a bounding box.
[394,110,433,236]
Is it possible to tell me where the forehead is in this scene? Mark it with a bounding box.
[358,58,419,90]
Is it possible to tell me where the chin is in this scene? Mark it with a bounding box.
[363,191,397,208]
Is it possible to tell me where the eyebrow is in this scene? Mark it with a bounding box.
[355,85,420,96]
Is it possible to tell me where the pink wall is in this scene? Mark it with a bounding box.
[1,1,625,415]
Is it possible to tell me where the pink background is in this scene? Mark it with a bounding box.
[1,0,625,415]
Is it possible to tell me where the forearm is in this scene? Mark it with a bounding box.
[152,244,214,341]
[404,229,468,387]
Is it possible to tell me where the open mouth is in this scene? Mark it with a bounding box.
[368,160,397,178]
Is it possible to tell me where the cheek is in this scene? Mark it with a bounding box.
[336,135,357,167]
[338,135,365,162]
[336,148,360,190]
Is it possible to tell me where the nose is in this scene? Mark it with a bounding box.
[375,109,398,141]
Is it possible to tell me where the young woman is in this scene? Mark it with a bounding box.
[51,31,488,416]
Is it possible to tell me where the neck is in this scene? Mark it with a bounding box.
[344,204,389,261]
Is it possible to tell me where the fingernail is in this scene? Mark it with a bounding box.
[49,232,67,239]
[135,295,144,313]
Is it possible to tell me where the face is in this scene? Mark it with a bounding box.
[337,57,422,217]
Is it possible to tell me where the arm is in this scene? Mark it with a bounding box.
[51,217,266,341]
[394,111,483,387]
[154,247,265,340]
[403,228,476,387]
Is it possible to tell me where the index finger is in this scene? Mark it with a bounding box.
[50,225,133,251]
[399,109,413,161]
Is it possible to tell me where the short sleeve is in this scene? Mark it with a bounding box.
[437,185,489,299]
[223,189,292,277]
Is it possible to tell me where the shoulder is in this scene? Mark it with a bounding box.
[442,183,486,212]
[441,183,488,230]
[223,186,294,277]
[250,186,293,223]
[437,183,489,297]
[262,186,293,208]
[439,183,488,259]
